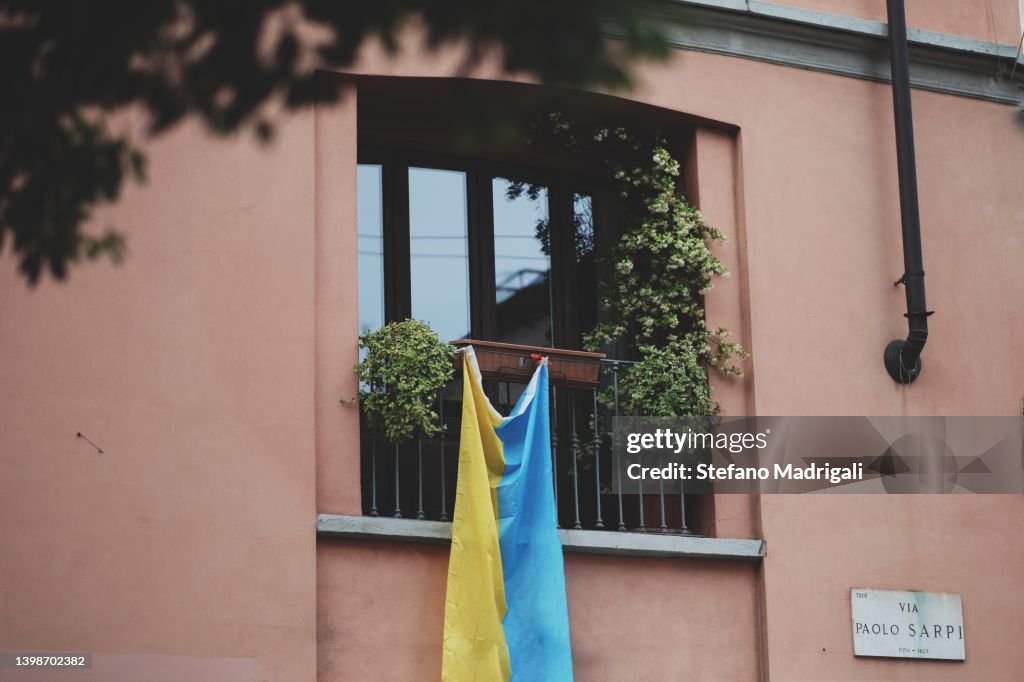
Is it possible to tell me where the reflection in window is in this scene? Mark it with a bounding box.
[494,178,552,346]
[573,193,594,262]
[573,193,599,345]
[409,168,471,341]
[357,164,384,336]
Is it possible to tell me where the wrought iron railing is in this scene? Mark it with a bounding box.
[359,346,699,534]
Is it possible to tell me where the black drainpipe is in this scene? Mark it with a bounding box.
[883,0,933,384]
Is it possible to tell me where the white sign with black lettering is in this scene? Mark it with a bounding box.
[851,588,965,660]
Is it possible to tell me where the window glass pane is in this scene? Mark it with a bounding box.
[573,193,594,262]
[409,167,470,341]
[573,192,599,345]
[357,164,385,336]
[493,178,552,346]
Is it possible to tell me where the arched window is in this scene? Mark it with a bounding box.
[354,77,704,532]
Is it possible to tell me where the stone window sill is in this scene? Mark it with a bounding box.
[316,514,765,561]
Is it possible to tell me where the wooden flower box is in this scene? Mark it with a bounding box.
[450,339,605,389]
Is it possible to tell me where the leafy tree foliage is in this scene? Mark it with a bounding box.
[0,0,675,284]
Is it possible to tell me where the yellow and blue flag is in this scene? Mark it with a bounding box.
[442,347,574,681]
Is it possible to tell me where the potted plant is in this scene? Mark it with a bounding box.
[353,319,457,444]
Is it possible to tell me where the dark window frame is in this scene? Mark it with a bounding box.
[359,146,608,350]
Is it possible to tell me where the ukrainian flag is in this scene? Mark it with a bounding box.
[442,347,574,682]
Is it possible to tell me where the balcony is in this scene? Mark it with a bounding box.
[358,340,697,535]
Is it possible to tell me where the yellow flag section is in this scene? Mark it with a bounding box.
[441,347,511,682]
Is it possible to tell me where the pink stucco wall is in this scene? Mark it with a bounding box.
[769,0,1021,44]
[760,495,1024,680]
[318,543,761,681]
[0,112,320,681]
[2,3,1022,681]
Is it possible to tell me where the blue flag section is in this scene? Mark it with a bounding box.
[496,359,574,681]
[442,350,574,681]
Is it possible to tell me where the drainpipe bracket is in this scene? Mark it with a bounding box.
[893,270,925,287]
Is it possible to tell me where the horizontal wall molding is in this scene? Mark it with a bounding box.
[316,513,766,561]
[612,0,1024,104]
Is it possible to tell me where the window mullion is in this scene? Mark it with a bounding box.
[548,185,578,349]
[383,158,411,322]
[469,167,497,340]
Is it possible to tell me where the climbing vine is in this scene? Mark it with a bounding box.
[525,113,747,416]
